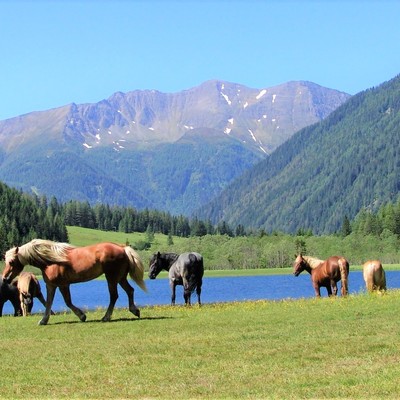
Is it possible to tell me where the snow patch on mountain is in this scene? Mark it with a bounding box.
[256,89,267,100]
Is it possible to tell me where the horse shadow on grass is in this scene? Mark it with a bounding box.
[49,314,173,325]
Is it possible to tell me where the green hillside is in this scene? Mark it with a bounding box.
[198,74,400,234]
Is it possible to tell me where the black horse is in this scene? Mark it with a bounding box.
[149,252,204,305]
[0,277,22,316]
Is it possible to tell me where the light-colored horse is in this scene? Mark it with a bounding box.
[363,260,386,292]
[16,271,48,316]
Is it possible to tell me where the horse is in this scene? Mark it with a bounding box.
[148,251,204,305]
[0,277,22,317]
[15,271,49,316]
[293,254,349,297]
[2,239,147,325]
[363,260,386,292]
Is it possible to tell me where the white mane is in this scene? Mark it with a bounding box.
[302,256,324,269]
[6,239,76,267]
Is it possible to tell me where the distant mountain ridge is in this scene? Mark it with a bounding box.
[197,75,400,234]
[0,80,350,215]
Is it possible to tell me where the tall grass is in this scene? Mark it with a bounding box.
[1,292,400,399]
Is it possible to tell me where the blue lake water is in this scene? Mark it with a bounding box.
[2,271,400,316]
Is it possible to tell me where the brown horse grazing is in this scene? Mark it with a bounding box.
[293,254,349,297]
[14,272,49,316]
[3,239,147,325]
[363,260,386,292]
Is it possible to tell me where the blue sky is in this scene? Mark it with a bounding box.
[1,0,399,120]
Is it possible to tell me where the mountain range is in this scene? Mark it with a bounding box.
[0,80,349,215]
[198,74,400,234]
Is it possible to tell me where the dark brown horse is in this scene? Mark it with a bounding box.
[3,239,147,325]
[363,260,386,292]
[0,277,21,317]
[293,254,349,297]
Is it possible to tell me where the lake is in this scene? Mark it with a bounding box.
[2,270,400,316]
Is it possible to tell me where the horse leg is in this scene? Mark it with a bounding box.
[331,281,338,296]
[119,277,140,318]
[59,286,87,322]
[170,281,176,305]
[196,279,202,305]
[39,284,57,325]
[20,293,28,316]
[183,279,192,306]
[183,287,191,306]
[36,291,55,315]
[312,283,321,298]
[0,300,3,317]
[102,279,118,322]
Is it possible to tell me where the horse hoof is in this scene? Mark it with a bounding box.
[80,315,87,322]
[101,316,111,322]
[134,309,140,318]
[38,319,48,326]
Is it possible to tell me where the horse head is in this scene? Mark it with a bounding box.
[2,247,25,284]
[293,254,306,276]
[148,252,163,279]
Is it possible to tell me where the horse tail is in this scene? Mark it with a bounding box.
[363,262,374,292]
[186,254,204,293]
[124,246,147,292]
[338,257,349,296]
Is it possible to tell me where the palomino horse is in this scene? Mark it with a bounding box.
[148,252,204,305]
[363,260,386,292]
[15,271,49,316]
[293,254,349,297]
[0,277,21,316]
[3,239,147,325]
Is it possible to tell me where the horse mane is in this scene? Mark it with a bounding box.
[302,256,324,269]
[17,272,32,295]
[14,239,76,267]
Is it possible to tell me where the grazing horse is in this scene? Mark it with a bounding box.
[15,272,49,316]
[363,260,386,292]
[293,254,349,297]
[0,277,21,317]
[148,251,204,305]
[3,239,147,325]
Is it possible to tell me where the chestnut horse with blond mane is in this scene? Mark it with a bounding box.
[363,260,386,292]
[3,239,147,325]
[293,254,349,297]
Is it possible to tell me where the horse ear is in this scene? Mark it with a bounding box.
[15,246,19,254]
[157,251,161,257]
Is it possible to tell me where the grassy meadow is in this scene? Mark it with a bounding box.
[1,293,400,399]
[1,226,400,398]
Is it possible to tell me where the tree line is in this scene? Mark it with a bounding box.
[1,178,399,259]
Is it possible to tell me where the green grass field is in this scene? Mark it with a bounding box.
[1,226,400,398]
[1,292,400,399]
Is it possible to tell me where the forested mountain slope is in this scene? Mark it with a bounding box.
[0,80,349,215]
[0,182,68,254]
[197,75,400,234]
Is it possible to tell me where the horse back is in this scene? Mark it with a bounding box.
[363,260,386,291]
[169,252,204,284]
[325,256,348,274]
